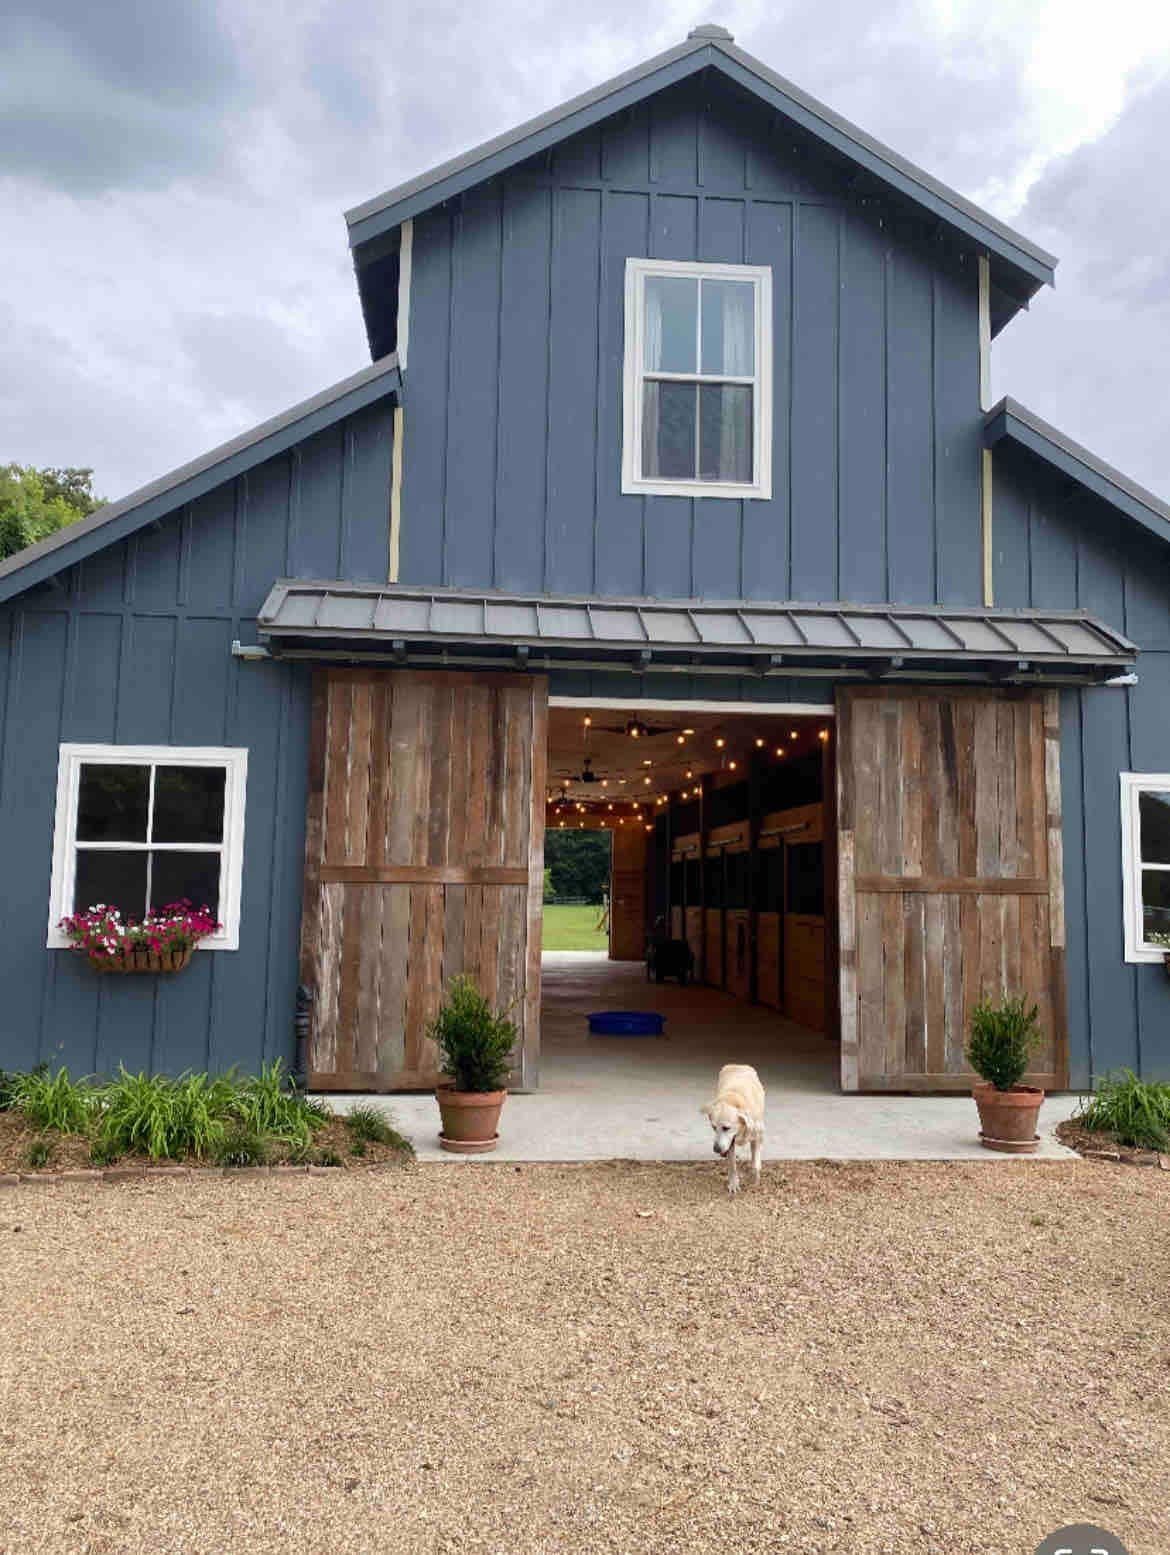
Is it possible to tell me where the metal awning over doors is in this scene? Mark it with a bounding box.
[257,582,1136,684]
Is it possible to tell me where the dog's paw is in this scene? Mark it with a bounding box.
[727,1178,740,1197]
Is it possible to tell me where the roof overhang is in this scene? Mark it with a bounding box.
[345,31,1055,333]
[256,583,1135,686]
[0,355,402,605]
[985,397,1170,546]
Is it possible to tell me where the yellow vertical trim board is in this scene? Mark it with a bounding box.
[981,446,994,606]
[977,254,991,412]
[389,404,404,582]
[388,219,412,582]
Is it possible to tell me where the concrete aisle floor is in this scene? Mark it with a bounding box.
[330,953,1081,1162]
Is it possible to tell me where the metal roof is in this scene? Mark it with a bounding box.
[344,27,1056,309]
[0,354,401,606]
[985,397,1170,545]
[257,582,1135,681]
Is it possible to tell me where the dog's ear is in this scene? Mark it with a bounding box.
[699,1102,714,1121]
[734,1108,752,1138]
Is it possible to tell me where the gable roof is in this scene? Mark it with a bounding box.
[984,397,1170,546]
[345,25,1056,325]
[0,354,401,606]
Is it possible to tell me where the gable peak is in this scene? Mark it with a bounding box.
[688,23,734,41]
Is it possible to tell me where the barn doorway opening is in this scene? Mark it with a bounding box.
[539,699,839,1095]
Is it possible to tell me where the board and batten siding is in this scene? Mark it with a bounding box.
[992,442,1170,1083]
[0,401,394,1077]
[397,76,985,607]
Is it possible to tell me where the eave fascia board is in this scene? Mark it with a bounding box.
[345,37,1056,298]
[0,357,401,606]
[985,397,1170,545]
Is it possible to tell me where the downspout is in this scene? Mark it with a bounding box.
[979,255,994,607]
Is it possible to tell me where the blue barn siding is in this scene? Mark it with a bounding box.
[398,77,984,606]
[0,402,393,1077]
[993,444,1170,1083]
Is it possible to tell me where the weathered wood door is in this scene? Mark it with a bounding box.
[301,669,547,1090]
[837,687,1066,1092]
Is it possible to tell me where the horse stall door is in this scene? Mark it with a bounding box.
[301,669,548,1090]
[836,687,1067,1092]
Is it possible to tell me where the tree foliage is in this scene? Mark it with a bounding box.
[544,829,611,902]
[0,465,104,561]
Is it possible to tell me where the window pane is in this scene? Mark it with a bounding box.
[699,384,753,483]
[642,381,696,480]
[73,849,148,920]
[643,275,697,373]
[153,766,226,844]
[76,764,149,842]
[701,279,755,375]
[1138,789,1170,864]
[1141,869,1170,941]
[150,851,221,918]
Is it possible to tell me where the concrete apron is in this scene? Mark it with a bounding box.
[327,953,1081,1163]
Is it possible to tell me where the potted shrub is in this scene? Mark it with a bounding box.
[59,901,220,973]
[966,996,1044,1153]
[429,975,517,1154]
[1148,931,1170,980]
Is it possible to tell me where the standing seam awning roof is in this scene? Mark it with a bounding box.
[257,582,1136,676]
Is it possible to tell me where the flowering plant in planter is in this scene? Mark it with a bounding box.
[59,901,221,973]
[1148,931,1170,978]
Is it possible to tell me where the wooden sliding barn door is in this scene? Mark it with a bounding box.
[301,669,548,1091]
[837,687,1067,1092]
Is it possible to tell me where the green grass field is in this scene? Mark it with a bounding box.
[541,903,609,951]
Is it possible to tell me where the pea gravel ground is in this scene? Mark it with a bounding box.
[0,1161,1167,1555]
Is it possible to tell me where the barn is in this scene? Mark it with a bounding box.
[1,26,1167,1093]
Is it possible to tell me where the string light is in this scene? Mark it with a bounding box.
[755,737,765,748]
[583,716,592,727]
[775,748,784,758]
[819,728,829,741]
[728,760,738,771]
[642,758,652,766]
[676,735,686,744]
[715,737,726,749]
[682,728,695,735]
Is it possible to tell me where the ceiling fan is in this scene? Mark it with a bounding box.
[589,716,685,740]
[556,756,603,784]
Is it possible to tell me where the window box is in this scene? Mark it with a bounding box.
[622,258,772,501]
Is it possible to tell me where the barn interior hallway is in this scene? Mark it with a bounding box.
[537,951,837,1096]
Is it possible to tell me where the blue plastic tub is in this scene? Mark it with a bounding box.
[586,1011,666,1037]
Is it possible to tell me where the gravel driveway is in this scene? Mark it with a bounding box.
[0,1161,1166,1555]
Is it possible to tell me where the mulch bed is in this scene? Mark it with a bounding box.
[0,1110,412,1178]
[1055,1116,1170,1169]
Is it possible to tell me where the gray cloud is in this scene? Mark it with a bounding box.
[0,0,243,190]
[994,73,1170,499]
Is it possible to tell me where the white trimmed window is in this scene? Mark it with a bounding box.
[622,258,772,500]
[1120,772,1170,963]
[47,746,248,950]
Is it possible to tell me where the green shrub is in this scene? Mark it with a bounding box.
[343,1104,409,1150]
[233,1060,329,1148]
[314,1147,343,1167]
[965,997,1042,1091]
[23,1137,53,1169]
[12,1066,95,1133]
[1076,1069,1170,1151]
[214,1125,270,1167]
[427,975,517,1093]
[96,1068,236,1160]
[0,1068,16,1111]
[349,1137,367,1158]
[88,1135,122,1167]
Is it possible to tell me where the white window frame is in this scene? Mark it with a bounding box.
[47,744,248,951]
[1120,771,1170,964]
[622,257,773,501]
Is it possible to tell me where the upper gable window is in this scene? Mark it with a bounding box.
[622,258,772,501]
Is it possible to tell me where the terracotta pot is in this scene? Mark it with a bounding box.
[973,1081,1045,1154]
[436,1087,506,1154]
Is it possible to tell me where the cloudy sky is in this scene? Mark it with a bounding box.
[3,0,1170,504]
